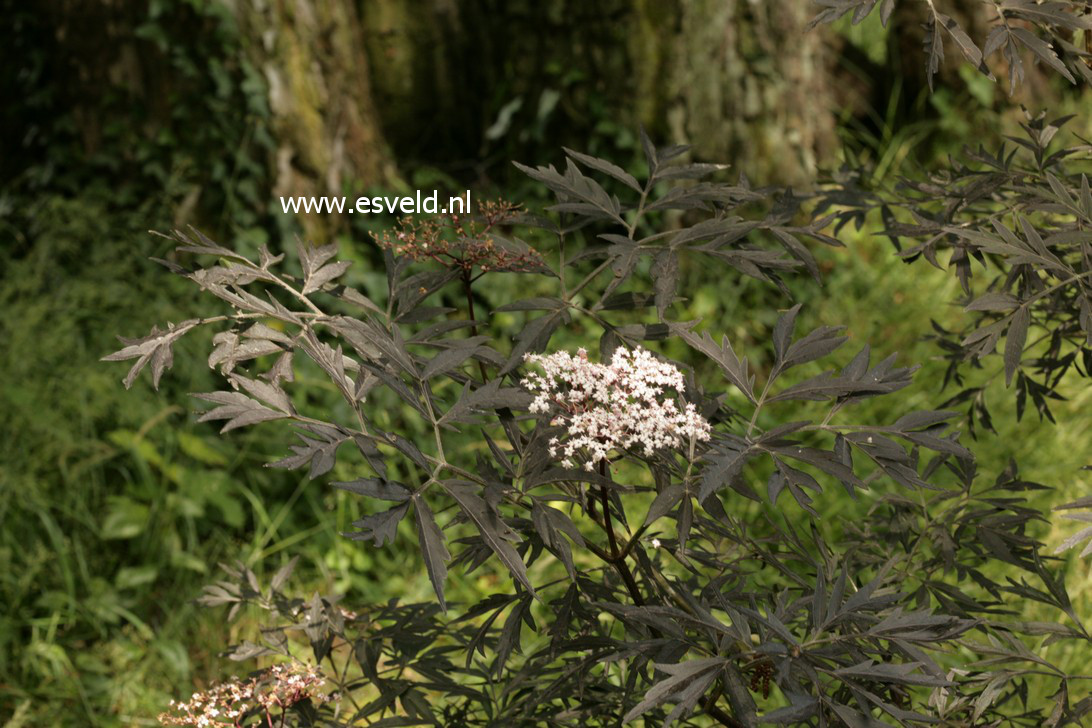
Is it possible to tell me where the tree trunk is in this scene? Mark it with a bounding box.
[233,0,398,239]
[632,0,840,187]
[363,0,842,187]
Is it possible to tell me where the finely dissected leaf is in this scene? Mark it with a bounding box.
[650,250,679,320]
[892,410,959,431]
[499,307,570,375]
[1053,520,1092,557]
[562,147,642,193]
[224,641,277,661]
[420,340,486,380]
[965,291,1019,312]
[412,496,450,610]
[334,478,411,502]
[645,485,686,526]
[772,443,865,497]
[193,390,288,433]
[601,239,641,302]
[622,658,724,724]
[1005,306,1029,385]
[384,431,430,471]
[303,260,352,295]
[760,694,819,724]
[530,503,577,578]
[444,481,538,598]
[833,659,950,687]
[936,12,992,79]
[767,370,894,403]
[810,0,1083,89]
[267,426,347,477]
[639,125,658,174]
[325,315,418,378]
[492,594,533,677]
[984,23,1008,59]
[207,330,285,376]
[772,304,802,366]
[818,0,897,28]
[263,351,294,385]
[229,373,293,414]
[513,159,625,225]
[672,217,750,247]
[296,240,345,296]
[1005,0,1092,29]
[344,502,409,547]
[494,296,566,313]
[671,323,755,402]
[769,227,820,280]
[781,324,847,370]
[923,11,944,91]
[270,556,299,593]
[647,182,763,213]
[699,446,757,502]
[103,319,200,390]
[440,379,533,425]
[600,292,655,311]
[655,162,729,182]
[393,268,460,318]
[1011,27,1075,84]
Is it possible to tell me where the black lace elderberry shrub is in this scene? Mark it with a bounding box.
[108,134,1091,726]
[818,111,1092,560]
[810,1,1092,94]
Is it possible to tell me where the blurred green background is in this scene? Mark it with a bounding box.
[2,1,1091,725]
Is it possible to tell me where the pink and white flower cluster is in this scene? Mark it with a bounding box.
[158,662,326,727]
[521,347,711,471]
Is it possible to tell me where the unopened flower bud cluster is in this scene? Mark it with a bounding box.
[521,347,711,470]
[158,662,326,727]
[372,199,544,274]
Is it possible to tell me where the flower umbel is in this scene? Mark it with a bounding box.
[158,662,327,727]
[521,347,711,471]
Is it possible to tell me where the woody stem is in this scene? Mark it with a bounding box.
[594,463,741,728]
[597,459,645,607]
[462,271,489,382]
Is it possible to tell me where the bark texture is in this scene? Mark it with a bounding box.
[633,0,840,187]
[364,0,842,186]
[233,0,398,237]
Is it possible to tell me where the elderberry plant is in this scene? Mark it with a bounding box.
[109,135,1091,726]
[810,0,1092,93]
[818,111,1092,559]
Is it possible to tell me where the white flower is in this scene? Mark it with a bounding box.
[159,662,327,727]
[521,346,711,471]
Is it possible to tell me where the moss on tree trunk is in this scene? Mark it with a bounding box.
[632,0,839,187]
[234,0,398,238]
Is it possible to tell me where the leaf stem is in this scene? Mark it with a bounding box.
[597,460,645,607]
[589,463,750,726]
[566,259,613,302]
[1020,267,1092,309]
[627,183,651,239]
[701,697,745,728]
[746,377,774,437]
[461,271,490,382]
[263,263,326,316]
